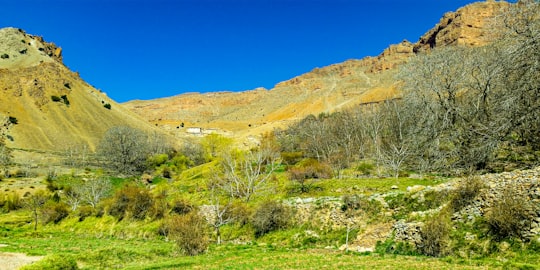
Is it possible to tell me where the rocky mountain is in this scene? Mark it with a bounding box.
[0,27,160,152]
[123,1,510,142]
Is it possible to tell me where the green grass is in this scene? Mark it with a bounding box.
[0,229,493,270]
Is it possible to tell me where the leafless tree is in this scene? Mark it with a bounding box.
[203,188,233,245]
[78,176,112,208]
[217,145,279,202]
[97,126,151,174]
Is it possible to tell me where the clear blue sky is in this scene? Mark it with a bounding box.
[3,0,487,102]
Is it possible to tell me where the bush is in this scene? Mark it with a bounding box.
[418,212,451,257]
[341,195,382,217]
[1,53,9,59]
[449,175,485,212]
[251,201,291,237]
[61,95,70,106]
[109,185,153,220]
[20,254,78,270]
[170,198,194,215]
[485,185,534,240]
[103,103,111,110]
[165,212,209,256]
[281,152,304,165]
[77,205,94,221]
[41,202,70,224]
[8,116,17,124]
[51,95,62,102]
[3,192,22,212]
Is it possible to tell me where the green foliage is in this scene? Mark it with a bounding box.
[356,162,375,176]
[51,95,62,102]
[385,189,448,220]
[3,192,22,212]
[1,53,9,59]
[103,103,111,109]
[375,239,418,256]
[251,201,291,238]
[41,201,70,224]
[201,133,233,161]
[20,254,78,270]
[148,154,169,167]
[280,151,304,165]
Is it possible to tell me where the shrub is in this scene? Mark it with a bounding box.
[229,201,252,226]
[103,103,111,110]
[51,95,62,102]
[109,185,153,220]
[170,198,194,215]
[77,205,94,221]
[418,212,451,257]
[251,201,291,237]
[8,116,17,124]
[485,185,534,240]
[61,95,70,106]
[3,192,22,212]
[356,162,375,176]
[1,53,9,59]
[20,254,78,270]
[165,212,209,256]
[281,152,304,165]
[41,201,70,224]
[341,195,382,217]
[449,175,485,212]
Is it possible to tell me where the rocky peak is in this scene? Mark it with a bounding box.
[0,27,63,69]
[413,1,510,53]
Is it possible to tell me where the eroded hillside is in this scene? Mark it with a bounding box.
[0,28,161,152]
[123,1,510,141]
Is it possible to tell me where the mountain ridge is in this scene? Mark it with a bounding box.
[123,0,510,141]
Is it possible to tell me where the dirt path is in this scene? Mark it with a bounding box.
[0,245,43,270]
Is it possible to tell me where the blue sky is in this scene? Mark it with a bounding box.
[3,0,486,102]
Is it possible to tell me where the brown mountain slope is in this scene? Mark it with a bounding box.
[0,28,161,152]
[123,1,509,141]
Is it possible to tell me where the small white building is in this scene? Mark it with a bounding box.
[186,127,202,135]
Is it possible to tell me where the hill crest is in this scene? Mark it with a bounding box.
[123,0,510,141]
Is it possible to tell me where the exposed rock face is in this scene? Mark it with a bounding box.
[413,1,509,53]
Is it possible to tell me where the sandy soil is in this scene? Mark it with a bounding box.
[0,245,43,270]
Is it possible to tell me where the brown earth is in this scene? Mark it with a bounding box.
[0,243,43,270]
[0,1,511,151]
[0,28,167,153]
[122,1,510,144]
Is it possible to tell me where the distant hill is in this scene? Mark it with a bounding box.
[122,1,509,142]
[0,27,160,152]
